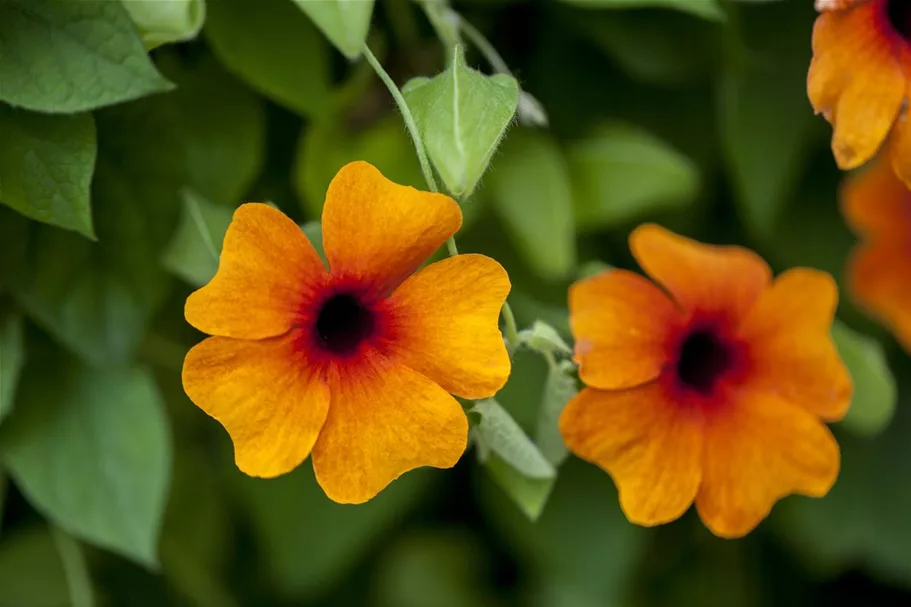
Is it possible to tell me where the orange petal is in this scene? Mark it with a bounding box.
[569,269,683,390]
[848,242,911,351]
[312,350,468,503]
[737,268,852,421]
[696,390,840,538]
[321,161,462,292]
[842,152,911,240]
[185,203,327,339]
[182,333,330,478]
[384,254,511,400]
[559,383,703,527]
[629,224,772,323]
[808,5,904,168]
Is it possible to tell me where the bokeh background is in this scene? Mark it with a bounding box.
[1,0,910,605]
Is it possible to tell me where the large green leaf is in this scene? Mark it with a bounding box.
[558,0,725,21]
[0,212,154,367]
[123,0,206,50]
[1,359,171,568]
[0,527,94,607]
[206,0,331,117]
[0,107,96,238]
[0,309,24,425]
[488,129,576,281]
[294,116,424,217]
[292,0,375,59]
[161,190,234,288]
[403,47,518,198]
[0,53,263,365]
[0,0,171,113]
[719,0,821,236]
[833,322,896,437]
[568,122,699,229]
[238,465,432,600]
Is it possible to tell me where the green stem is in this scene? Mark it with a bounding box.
[501,301,519,353]
[458,18,511,76]
[362,44,439,194]
[52,527,94,607]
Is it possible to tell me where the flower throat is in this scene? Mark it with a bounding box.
[888,0,911,41]
[676,329,732,394]
[316,293,375,355]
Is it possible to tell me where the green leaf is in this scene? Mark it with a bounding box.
[206,0,331,117]
[488,129,576,280]
[0,213,155,366]
[239,465,432,600]
[403,46,519,198]
[123,0,206,49]
[832,322,897,437]
[472,398,555,480]
[536,360,578,467]
[0,53,263,365]
[294,116,423,217]
[719,0,820,236]
[568,122,699,229]
[1,359,172,568]
[558,0,725,21]
[0,106,96,238]
[0,526,94,607]
[483,452,555,521]
[0,0,172,113]
[292,0,375,59]
[0,310,24,425]
[162,190,234,288]
[517,320,572,357]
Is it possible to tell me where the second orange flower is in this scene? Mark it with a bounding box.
[560,225,853,538]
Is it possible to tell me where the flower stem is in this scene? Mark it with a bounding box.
[362,44,439,194]
[501,300,519,353]
[458,18,511,76]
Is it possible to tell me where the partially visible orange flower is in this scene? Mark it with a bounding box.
[842,153,911,350]
[559,225,852,538]
[808,0,911,183]
[182,161,511,504]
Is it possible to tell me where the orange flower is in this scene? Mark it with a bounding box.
[842,153,911,350]
[182,161,511,503]
[808,0,911,182]
[559,225,852,538]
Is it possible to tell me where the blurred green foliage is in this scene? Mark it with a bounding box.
[0,0,908,605]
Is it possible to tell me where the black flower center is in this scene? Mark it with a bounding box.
[315,293,375,355]
[888,0,911,41]
[676,329,731,394]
